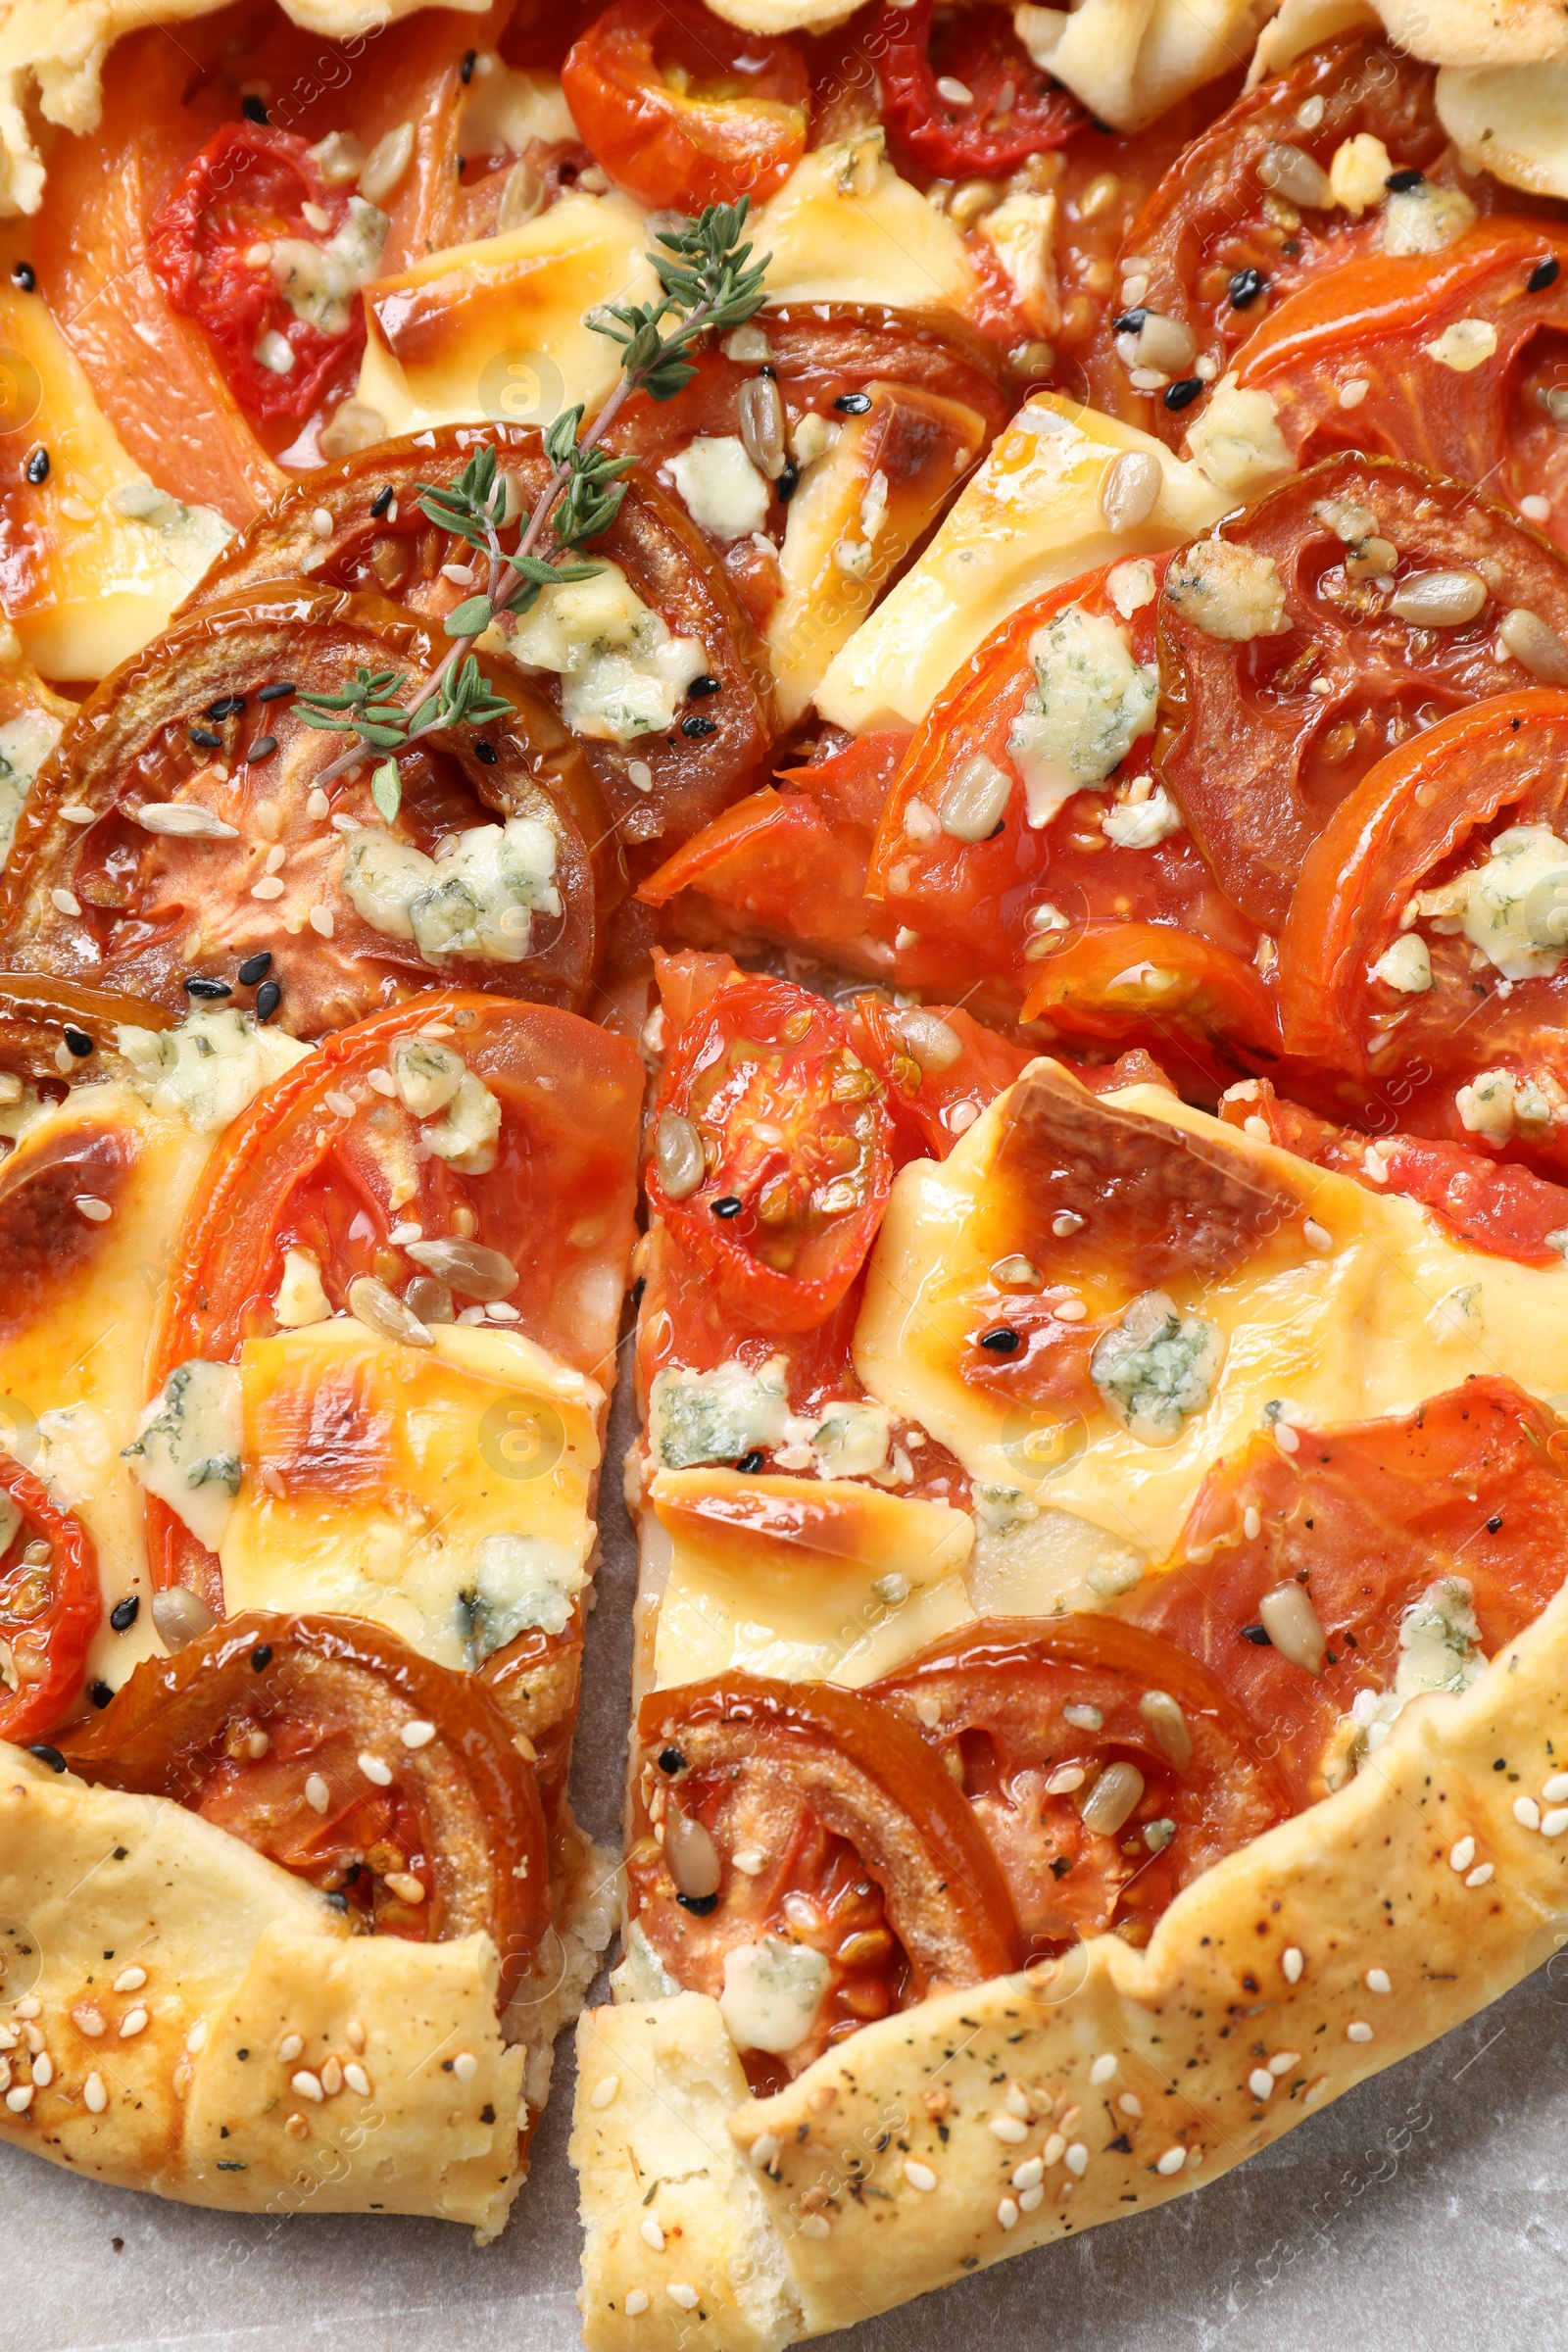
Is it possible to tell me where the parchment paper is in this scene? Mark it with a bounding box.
[7,1378,1568,2352]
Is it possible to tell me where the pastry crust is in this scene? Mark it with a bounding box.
[1435,62,1568,200]
[573,1573,1568,2343]
[1252,0,1568,80]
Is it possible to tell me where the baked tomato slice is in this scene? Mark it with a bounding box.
[60,1611,549,1999]
[1156,455,1568,932]
[1232,221,1568,545]
[648,968,893,1336]
[0,1460,100,1746]
[1,583,615,1035]
[628,1673,1020,2087]
[1280,691,1568,1101]
[1018,920,1280,1098]
[1125,1379,1568,1805]
[562,0,809,211]
[867,1616,1292,1955]
[873,0,1084,179]
[848,998,1036,1163]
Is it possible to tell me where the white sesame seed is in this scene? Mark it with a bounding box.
[666,2285,699,2311]
[83,2071,107,2113]
[72,2005,104,2037]
[13,2000,39,2021]
[1045,1764,1087,1794]
[1043,2132,1066,2165]
[1282,1945,1304,1984]
[640,2214,665,2251]
[292,2069,324,2101]
[5,2084,31,2111]
[1544,1806,1568,1838]
[51,887,81,916]
[997,2196,1019,2230]
[1004,2082,1031,2119]
[400,1719,436,1749]
[903,2157,938,2190]
[750,2132,780,2168]
[1089,2053,1117,2084]
[1117,2093,1143,2118]
[1339,378,1369,409]
[1466,1862,1494,1886]
[628,760,654,792]
[345,2018,367,2052]
[1053,1298,1089,1322]
[1274,1422,1300,1454]
[484,1298,520,1321]
[1064,2141,1088,2176]
[119,2006,148,2037]
[74,1196,112,1223]
[307,787,331,818]
[309,906,334,938]
[319,2055,343,2095]
[1544,1774,1568,1804]
[590,2073,619,2109]
[1521,495,1552,524]
[185,2019,208,2054]
[31,2053,52,2087]
[305,1773,331,1814]
[989,2113,1029,2143]
[312,507,334,538]
[1347,2021,1373,2042]
[21,2024,41,2054]
[1449,1836,1476,1872]
[326,1090,359,1120]
[1011,2156,1045,2189]
[1365,1968,1392,1994]
[251,877,285,900]
[59,803,96,824]
[1268,2050,1299,2076]
[357,1750,393,1787]
[1155,2146,1186,2176]
[1248,2068,1274,2100]
[798,2213,830,2238]
[1018,2183,1044,2212]
[1244,1504,1263,1541]
[113,1967,146,1994]
[277,2034,304,2063]
[1302,1219,1332,1251]
[624,2290,649,2317]
[386,1211,419,1235]
[453,2050,479,2082]
[949,1101,979,1134]
[935,74,973,102]
[343,2062,371,2095]
[1514,1795,1542,1831]
[265,842,286,873]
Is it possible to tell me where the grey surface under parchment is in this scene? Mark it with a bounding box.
[5,1381,1568,2352]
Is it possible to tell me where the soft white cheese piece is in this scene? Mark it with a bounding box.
[1183,374,1296,499]
[754,130,973,313]
[493,561,707,742]
[122,1360,245,1554]
[667,436,771,541]
[649,1357,794,1470]
[719,1938,830,2055]
[341,817,561,963]
[0,706,62,858]
[391,1037,466,1116]
[459,1530,587,1662]
[1089,1290,1225,1447]
[274,1247,331,1329]
[808,1397,891,1480]
[270,197,388,338]
[425,1069,503,1175]
[461,57,577,154]
[1407,824,1568,981]
[115,1008,312,1134]
[1369,932,1433,992]
[1425,318,1498,372]
[1005,605,1158,828]
[1380,181,1477,253]
[1102,781,1184,849]
[1164,540,1289,641]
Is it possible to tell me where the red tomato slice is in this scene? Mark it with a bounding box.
[1280,691,1568,1083]
[873,0,1084,179]
[1156,455,1568,933]
[867,1616,1292,1954]
[148,124,370,423]
[59,1611,548,2001]
[1233,221,1568,545]
[1125,1379,1568,1804]
[1018,920,1280,1096]
[648,967,894,1336]
[562,0,809,212]
[0,1460,100,1747]
[848,997,1036,1163]
[629,1673,1020,2085]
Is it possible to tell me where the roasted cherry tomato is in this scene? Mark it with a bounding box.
[628,1673,1020,2087]
[868,1616,1292,1954]
[0,583,615,1035]
[562,0,809,211]
[1156,456,1568,933]
[60,1611,549,1998]
[148,123,371,422]
[0,1460,100,1745]
[1280,692,1568,1097]
[648,967,894,1336]
[848,997,1036,1164]
[1125,1380,1568,1804]
[873,0,1084,179]
[1232,222,1568,546]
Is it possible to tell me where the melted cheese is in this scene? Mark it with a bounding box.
[852,1067,1568,1576]
[813,395,1227,733]
[754,132,974,315]
[649,1468,974,1690]
[355,194,659,437]
[219,1317,602,1672]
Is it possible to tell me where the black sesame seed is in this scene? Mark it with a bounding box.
[473,739,498,764]
[247,733,278,760]
[251,1643,272,1671]
[237,951,272,985]
[629,1275,645,1308]
[370,484,395,518]
[24,446,48,485]
[775,461,800,503]
[760,364,777,379]
[1241,1624,1272,1645]
[63,1026,93,1056]
[110,1594,139,1632]
[257,680,296,703]
[461,47,476,80]
[689,674,721,697]
[1487,1514,1503,1532]
[710,1195,744,1217]
[675,1891,720,1916]
[735,1449,766,1474]
[89,1681,114,1709]
[979,1326,1022,1353]
[1164,377,1203,412]
[241,94,270,123]
[183,976,232,1000]
[1494,1758,1507,1771]
[1384,168,1424,192]
[323,1890,349,1913]
[11,263,33,292]
[189,725,224,749]
[681,713,719,738]
[255,979,282,1021]
[1529,257,1560,294]
[1229,266,1266,310]
[1050,1855,1072,1879]
[1112,308,1148,335]
[834,391,873,415]
[28,1744,66,1773]
[658,1746,687,1775]
[216,2160,248,2172]
[205,695,246,720]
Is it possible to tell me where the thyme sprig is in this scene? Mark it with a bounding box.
[300,199,768,816]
